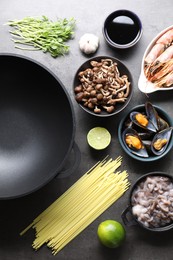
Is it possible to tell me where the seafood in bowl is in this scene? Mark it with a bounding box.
[131,174,173,228]
[138,25,173,93]
[122,172,173,232]
[118,102,173,161]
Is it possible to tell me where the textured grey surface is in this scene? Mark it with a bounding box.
[0,0,173,259]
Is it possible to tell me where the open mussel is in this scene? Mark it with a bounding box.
[151,127,173,156]
[122,128,149,157]
[130,111,157,132]
[145,102,169,131]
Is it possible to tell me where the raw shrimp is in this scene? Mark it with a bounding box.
[148,44,173,77]
[144,43,165,66]
[155,70,173,87]
[144,28,173,77]
[145,28,173,65]
[150,59,173,82]
[156,28,173,46]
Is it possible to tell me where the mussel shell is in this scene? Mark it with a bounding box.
[157,116,169,131]
[122,128,149,157]
[130,111,157,132]
[151,127,173,156]
[145,102,169,131]
[138,131,154,140]
[145,102,159,131]
[142,140,152,154]
[124,118,134,129]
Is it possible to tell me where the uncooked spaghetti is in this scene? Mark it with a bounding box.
[20,156,130,255]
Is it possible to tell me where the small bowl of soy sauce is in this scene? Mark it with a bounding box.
[103,9,142,49]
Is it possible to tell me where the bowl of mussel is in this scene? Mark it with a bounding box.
[118,102,173,161]
[121,172,173,232]
[73,56,133,117]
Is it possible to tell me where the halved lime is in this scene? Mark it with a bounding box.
[87,127,111,150]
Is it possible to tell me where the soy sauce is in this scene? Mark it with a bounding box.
[106,15,140,45]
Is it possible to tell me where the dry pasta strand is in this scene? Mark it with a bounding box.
[20,156,130,255]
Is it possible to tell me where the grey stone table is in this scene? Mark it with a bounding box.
[0,0,173,259]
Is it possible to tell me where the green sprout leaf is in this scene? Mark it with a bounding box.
[7,16,76,57]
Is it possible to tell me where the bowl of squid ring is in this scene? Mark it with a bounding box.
[138,25,173,94]
[121,172,173,232]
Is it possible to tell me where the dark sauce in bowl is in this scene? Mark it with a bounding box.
[103,10,142,49]
[107,16,139,45]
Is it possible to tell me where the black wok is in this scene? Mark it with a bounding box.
[0,53,75,199]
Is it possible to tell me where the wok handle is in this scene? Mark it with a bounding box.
[56,142,81,179]
[121,206,138,227]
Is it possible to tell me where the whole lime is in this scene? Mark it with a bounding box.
[97,220,126,248]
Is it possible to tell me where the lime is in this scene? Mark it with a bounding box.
[97,220,126,248]
[87,127,111,150]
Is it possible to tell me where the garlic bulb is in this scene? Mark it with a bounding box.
[79,33,99,54]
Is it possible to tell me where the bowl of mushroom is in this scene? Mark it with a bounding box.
[73,56,133,117]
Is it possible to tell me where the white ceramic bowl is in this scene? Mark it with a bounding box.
[138,25,173,94]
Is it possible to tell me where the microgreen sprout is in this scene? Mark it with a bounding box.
[7,16,76,57]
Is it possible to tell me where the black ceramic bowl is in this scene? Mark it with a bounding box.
[118,104,173,162]
[122,172,173,232]
[103,9,142,49]
[73,56,133,117]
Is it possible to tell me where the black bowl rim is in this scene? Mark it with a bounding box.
[118,104,173,161]
[73,55,133,117]
[129,171,173,232]
[103,9,143,49]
